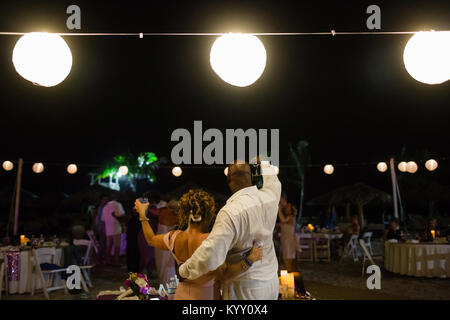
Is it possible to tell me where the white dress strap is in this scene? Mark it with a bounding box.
[163,230,183,265]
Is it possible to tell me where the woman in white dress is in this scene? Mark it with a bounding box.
[278,198,298,272]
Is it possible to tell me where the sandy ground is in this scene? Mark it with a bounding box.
[299,259,450,300]
[3,256,450,300]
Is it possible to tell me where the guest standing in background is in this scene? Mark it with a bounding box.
[153,199,179,285]
[278,192,298,272]
[421,218,441,242]
[382,218,403,241]
[101,194,125,266]
[96,194,109,264]
[126,208,141,272]
[278,193,307,296]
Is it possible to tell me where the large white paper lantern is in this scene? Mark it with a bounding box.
[406,161,418,173]
[323,164,334,175]
[377,162,388,173]
[397,161,407,172]
[12,32,73,87]
[32,162,44,174]
[425,159,438,171]
[403,31,450,85]
[67,164,77,174]
[210,33,267,87]
[172,166,182,177]
[2,161,14,171]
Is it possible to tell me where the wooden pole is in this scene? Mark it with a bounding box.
[13,158,23,236]
[389,158,399,219]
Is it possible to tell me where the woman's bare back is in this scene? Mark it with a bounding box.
[172,231,209,262]
[170,230,217,285]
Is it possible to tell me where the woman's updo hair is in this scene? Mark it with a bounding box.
[178,189,216,230]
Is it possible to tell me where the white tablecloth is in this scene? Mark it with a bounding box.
[1,247,62,294]
[384,242,450,278]
[298,232,343,240]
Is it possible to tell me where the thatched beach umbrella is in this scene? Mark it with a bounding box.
[307,183,392,226]
[0,187,40,208]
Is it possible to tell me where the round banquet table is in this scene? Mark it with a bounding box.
[384,242,450,278]
[0,246,64,294]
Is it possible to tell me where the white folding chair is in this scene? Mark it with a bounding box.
[297,234,314,262]
[362,232,373,255]
[343,234,360,262]
[313,234,331,263]
[86,230,100,255]
[359,239,383,277]
[73,239,95,288]
[31,248,68,299]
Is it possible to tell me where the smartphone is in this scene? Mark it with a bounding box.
[254,239,263,248]
[250,163,261,177]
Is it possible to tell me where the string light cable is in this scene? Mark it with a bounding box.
[0,30,439,37]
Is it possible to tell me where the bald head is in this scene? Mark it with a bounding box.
[229,162,251,177]
[227,162,252,194]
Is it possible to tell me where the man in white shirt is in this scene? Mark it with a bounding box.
[101,197,125,265]
[179,161,281,299]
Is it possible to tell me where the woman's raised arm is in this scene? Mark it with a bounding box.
[135,199,168,250]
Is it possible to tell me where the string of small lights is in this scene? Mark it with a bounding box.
[0,157,446,176]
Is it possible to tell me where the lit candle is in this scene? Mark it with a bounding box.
[431,230,435,240]
[307,224,314,232]
[286,272,295,299]
[20,235,25,244]
[279,270,288,299]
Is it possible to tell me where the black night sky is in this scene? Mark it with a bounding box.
[0,0,449,216]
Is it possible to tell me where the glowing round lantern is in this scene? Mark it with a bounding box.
[118,166,128,177]
[224,167,229,176]
[406,161,418,173]
[323,164,334,175]
[172,166,182,177]
[403,31,450,85]
[210,33,267,87]
[425,159,438,171]
[397,161,407,172]
[2,161,14,171]
[67,164,77,174]
[12,32,73,87]
[32,162,44,174]
[377,162,388,173]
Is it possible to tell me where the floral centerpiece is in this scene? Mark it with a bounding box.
[120,273,151,300]
[96,272,171,300]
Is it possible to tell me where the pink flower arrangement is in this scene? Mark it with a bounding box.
[123,272,151,300]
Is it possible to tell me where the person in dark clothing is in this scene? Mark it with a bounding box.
[383,218,403,241]
[421,218,441,242]
[126,209,141,272]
